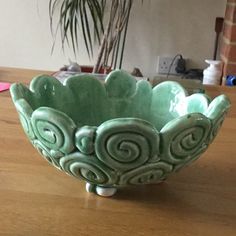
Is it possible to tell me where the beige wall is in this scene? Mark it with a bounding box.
[0,0,226,78]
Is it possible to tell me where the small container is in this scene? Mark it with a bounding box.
[203,60,222,85]
[226,75,236,86]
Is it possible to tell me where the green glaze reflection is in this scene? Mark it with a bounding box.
[10,70,231,196]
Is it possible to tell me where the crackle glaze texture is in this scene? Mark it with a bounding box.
[10,70,230,191]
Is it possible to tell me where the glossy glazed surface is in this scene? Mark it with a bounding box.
[10,70,231,194]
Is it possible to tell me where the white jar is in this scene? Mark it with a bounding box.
[203,60,222,85]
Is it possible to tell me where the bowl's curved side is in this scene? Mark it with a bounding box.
[204,94,231,143]
[10,72,231,191]
[9,95,229,189]
[160,113,211,170]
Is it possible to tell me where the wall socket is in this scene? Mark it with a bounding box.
[157,56,180,75]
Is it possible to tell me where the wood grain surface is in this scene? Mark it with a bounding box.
[0,67,235,236]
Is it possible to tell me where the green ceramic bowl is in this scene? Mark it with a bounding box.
[10,70,230,196]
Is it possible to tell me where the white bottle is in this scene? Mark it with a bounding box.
[203,60,222,85]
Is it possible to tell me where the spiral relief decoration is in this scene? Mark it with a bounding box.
[173,153,202,172]
[60,152,116,185]
[95,118,159,171]
[33,140,64,169]
[161,114,211,165]
[120,162,172,185]
[31,107,76,154]
[75,126,97,154]
[204,94,231,144]
[207,113,226,144]
[15,99,35,139]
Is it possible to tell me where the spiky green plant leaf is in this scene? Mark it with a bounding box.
[49,0,105,57]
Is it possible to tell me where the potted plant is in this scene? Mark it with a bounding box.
[49,0,135,74]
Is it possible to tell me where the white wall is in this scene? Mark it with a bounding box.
[0,0,226,78]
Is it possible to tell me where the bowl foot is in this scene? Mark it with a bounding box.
[85,183,117,197]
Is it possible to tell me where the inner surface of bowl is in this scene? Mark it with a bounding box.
[11,70,222,131]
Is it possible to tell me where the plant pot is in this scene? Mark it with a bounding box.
[80,65,112,74]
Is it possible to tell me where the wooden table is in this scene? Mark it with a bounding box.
[0,67,235,236]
